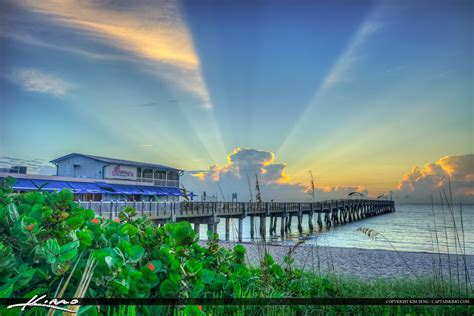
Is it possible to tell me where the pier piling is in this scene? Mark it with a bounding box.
[238,217,243,242]
[225,218,230,241]
[250,215,255,239]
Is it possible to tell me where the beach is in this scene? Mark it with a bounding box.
[217,241,474,281]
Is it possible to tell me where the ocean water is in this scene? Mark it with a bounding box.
[199,204,474,255]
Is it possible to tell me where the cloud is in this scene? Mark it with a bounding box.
[181,148,367,202]
[1,31,127,61]
[0,157,56,175]
[8,68,71,97]
[393,154,474,203]
[15,0,212,108]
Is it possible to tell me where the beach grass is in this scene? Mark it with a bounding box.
[107,274,472,315]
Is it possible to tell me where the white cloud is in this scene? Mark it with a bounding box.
[1,31,126,61]
[9,68,71,97]
[16,0,212,109]
[181,147,367,202]
[393,154,474,203]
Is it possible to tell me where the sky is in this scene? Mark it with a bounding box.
[0,0,472,202]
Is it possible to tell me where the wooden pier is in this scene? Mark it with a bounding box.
[79,199,395,240]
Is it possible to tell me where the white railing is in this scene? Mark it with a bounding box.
[78,200,394,221]
[153,179,167,186]
[164,180,179,187]
[78,201,179,219]
[136,177,153,183]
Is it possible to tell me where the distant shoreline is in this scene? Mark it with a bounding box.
[212,241,474,281]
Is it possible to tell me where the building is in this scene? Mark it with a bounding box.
[0,153,186,202]
[51,153,180,187]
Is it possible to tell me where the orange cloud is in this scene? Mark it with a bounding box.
[396,154,474,202]
[191,172,206,181]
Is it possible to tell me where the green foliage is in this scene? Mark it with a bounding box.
[0,181,295,314]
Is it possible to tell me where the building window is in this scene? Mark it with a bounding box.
[168,172,178,181]
[142,169,153,179]
[154,170,166,179]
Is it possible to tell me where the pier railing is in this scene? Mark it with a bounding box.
[78,199,395,240]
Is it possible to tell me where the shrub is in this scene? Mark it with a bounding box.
[0,178,294,315]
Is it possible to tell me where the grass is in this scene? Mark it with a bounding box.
[106,274,472,315]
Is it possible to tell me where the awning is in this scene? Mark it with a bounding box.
[31,179,72,191]
[67,182,106,194]
[138,186,166,196]
[11,178,37,191]
[161,187,182,197]
[97,183,144,195]
[95,182,116,193]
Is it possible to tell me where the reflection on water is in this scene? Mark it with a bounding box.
[198,204,474,255]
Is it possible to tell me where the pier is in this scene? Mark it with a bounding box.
[79,199,395,240]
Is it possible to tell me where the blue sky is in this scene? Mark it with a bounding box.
[0,0,472,198]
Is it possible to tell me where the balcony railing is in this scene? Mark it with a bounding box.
[136,177,179,188]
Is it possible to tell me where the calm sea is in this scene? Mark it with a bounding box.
[199,203,474,255]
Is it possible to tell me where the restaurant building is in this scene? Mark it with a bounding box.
[0,153,185,201]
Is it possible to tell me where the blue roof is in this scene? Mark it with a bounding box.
[3,176,182,197]
[67,182,106,194]
[12,178,37,191]
[96,182,125,195]
[31,179,72,191]
[138,186,166,196]
[98,183,143,195]
[161,187,181,197]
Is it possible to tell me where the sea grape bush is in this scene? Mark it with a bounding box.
[0,178,301,315]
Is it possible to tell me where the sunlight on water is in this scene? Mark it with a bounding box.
[200,204,474,255]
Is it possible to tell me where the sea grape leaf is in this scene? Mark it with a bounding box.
[13,268,36,290]
[127,245,144,262]
[66,216,84,229]
[159,279,180,297]
[199,269,215,284]
[0,283,13,298]
[59,241,79,263]
[43,239,60,264]
[77,230,94,248]
[20,216,38,234]
[169,222,196,246]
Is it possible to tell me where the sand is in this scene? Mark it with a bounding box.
[213,241,474,282]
